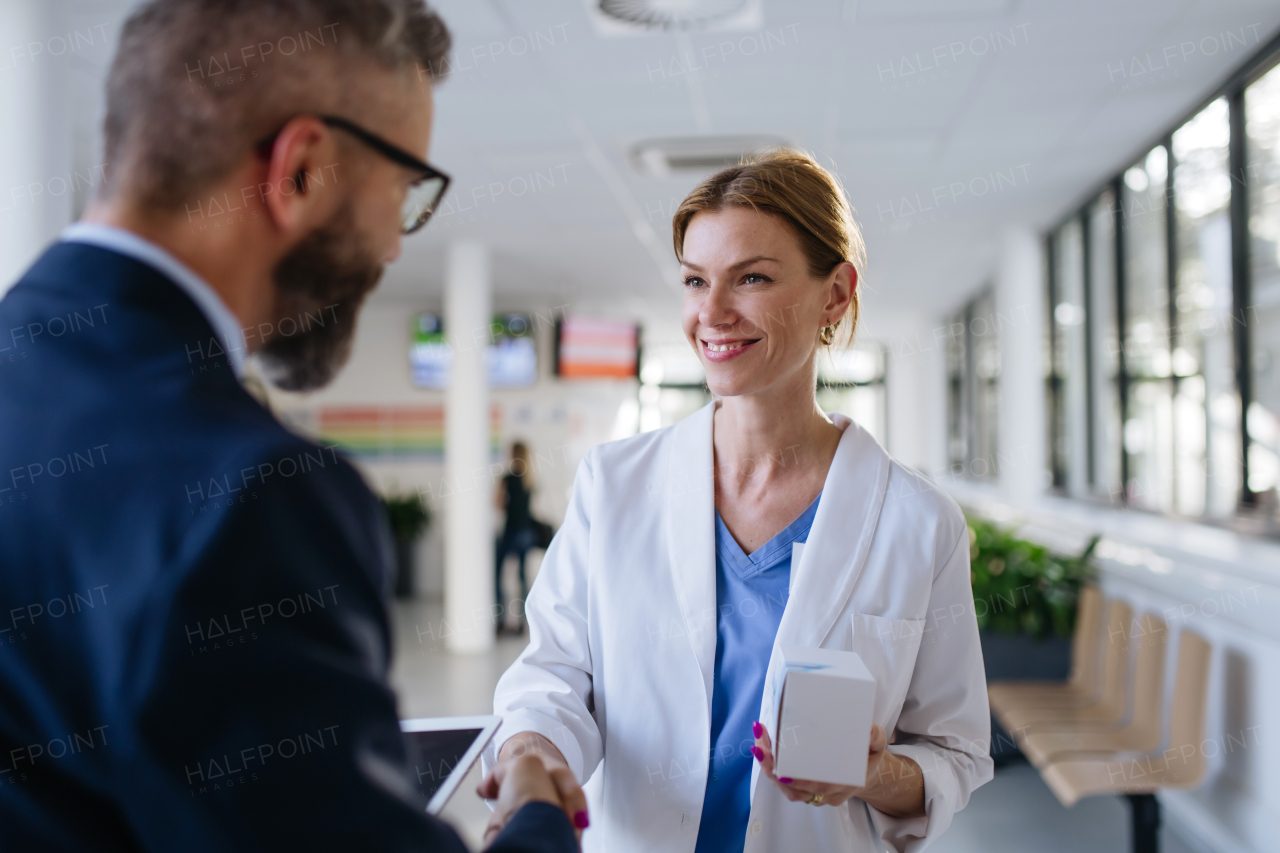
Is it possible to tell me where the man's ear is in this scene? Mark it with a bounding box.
[260,116,342,236]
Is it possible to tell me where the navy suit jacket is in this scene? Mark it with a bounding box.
[0,243,575,853]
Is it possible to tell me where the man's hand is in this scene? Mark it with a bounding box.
[478,735,588,846]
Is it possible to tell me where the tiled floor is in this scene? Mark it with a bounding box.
[390,599,1199,852]
[390,600,529,849]
[929,762,1196,853]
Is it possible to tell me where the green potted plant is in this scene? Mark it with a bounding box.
[381,491,431,599]
[967,516,1097,640]
[966,514,1097,761]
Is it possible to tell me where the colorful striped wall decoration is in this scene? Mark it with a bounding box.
[315,405,501,458]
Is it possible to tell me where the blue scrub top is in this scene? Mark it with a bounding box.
[694,493,821,853]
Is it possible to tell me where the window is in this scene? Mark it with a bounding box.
[1047,190,1127,503]
[947,308,968,473]
[1246,63,1280,516]
[1088,190,1123,499]
[1046,44,1280,533]
[817,343,888,446]
[947,288,1000,480]
[628,340,889,443]
[1049,218,1088,495]
[1121,145,1173,512]
[635,342,709,433]
[1172,99,1238,517]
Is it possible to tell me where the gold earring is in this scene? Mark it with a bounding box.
[819,323,837,345]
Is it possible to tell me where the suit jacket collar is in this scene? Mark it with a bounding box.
[60,223,247,377]
[16,242,242,388]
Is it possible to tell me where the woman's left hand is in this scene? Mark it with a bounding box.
[751,721,924,816]
[750,721,887,807]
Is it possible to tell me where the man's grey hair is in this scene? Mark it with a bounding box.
[102,0,451,211]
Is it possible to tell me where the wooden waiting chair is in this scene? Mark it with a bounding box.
[995,599,1133,731]
[1017,614,1167,767]
[1039,630,1212,853]
[988,585,1104,706]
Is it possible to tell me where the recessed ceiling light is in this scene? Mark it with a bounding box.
[629,135,790,176]
[586,0,763,36]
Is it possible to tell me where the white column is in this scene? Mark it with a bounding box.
[920,322,950,479]
[0,0,72,296]
[444,240,494,654]
[884,315,946,475]
[996,227,1048,504]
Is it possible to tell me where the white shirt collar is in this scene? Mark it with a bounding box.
[60,222,248,377]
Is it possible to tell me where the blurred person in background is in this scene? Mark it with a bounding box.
[0,1,582,850]
[495,441,538,634]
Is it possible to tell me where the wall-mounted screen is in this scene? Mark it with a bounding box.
[555,315,639,379]
[488,313,538,388]
[410,312,537,389]
[410,313,450,389]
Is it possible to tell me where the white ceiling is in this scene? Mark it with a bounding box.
[399,0,1280,333]
[57,0,1280,340]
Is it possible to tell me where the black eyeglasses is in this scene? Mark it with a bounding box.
[255,115,450,234]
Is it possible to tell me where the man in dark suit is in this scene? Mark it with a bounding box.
[0,1,583,850]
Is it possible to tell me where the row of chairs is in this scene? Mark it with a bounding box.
[987,586,1212,853]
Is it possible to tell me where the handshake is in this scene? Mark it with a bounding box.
[477,733,589,847]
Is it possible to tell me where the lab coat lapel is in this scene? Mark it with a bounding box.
[662,401,718,716]
[751,415,891,804]
[777,414,891,649]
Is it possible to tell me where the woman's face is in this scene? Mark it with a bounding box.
[680,206,854,400]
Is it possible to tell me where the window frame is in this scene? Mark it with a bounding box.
[1045,30,1280,524]
[948,287,1000,482]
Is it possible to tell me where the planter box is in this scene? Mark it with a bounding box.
[394,537,416,599]
[979,631,1072,762]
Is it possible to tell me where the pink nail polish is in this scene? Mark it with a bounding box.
[750,746,764,761]
[752,721,763,738]
[573,811,590,829]
[778,777,793,784]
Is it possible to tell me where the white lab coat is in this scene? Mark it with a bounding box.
[485,403,993,852]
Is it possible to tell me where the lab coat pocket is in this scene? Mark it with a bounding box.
[850,613,925,730]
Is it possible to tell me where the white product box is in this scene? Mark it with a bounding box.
[765,645,877,787]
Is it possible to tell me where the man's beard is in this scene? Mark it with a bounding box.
[256,204,384,392]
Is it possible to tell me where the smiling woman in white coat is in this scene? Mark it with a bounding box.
[481,149,994,852]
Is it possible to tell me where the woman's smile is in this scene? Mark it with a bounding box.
[701,337,761,361]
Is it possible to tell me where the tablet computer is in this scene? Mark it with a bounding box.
[400,715,501,815]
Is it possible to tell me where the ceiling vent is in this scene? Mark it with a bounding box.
[585,0,763,36]
[629,135,790,176]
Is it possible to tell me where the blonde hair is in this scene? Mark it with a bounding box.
[671,148,865,347]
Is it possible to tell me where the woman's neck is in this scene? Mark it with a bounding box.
[711,377,843,499]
